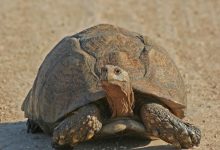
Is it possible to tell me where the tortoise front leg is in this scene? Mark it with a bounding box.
[52,104,102,149]
[140,103,201,149]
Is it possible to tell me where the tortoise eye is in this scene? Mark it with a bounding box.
[114,68,121,75]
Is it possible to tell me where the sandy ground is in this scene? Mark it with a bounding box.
[0,0,220,149]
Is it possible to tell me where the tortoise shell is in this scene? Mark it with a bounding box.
[22,24,186,125]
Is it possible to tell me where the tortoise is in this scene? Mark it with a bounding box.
[21,24,201,149]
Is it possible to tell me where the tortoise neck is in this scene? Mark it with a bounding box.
[102,82,134,118]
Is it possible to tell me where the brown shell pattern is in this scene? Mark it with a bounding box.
[22,24,186,124]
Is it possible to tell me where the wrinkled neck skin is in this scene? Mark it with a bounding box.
[101,81,135,118]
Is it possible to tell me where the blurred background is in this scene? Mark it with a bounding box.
[0,0,219,149]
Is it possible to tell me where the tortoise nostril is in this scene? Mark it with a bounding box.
[101,67,108,74]
[100,67,108,81]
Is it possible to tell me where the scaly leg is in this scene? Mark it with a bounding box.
[52,104,102,149]
[140,103,201,149]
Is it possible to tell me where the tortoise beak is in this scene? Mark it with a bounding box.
[100,66,108,81]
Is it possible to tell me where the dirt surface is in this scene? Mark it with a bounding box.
[0,0,219,149]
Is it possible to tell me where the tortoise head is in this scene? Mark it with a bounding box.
[100,65,134,118]
[100,65,130,84]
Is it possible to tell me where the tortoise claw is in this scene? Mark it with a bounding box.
[140,103,201,149]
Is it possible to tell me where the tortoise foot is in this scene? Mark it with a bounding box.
[140,103,201,149]
[26,119,42,133]
[52,104,102,148]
